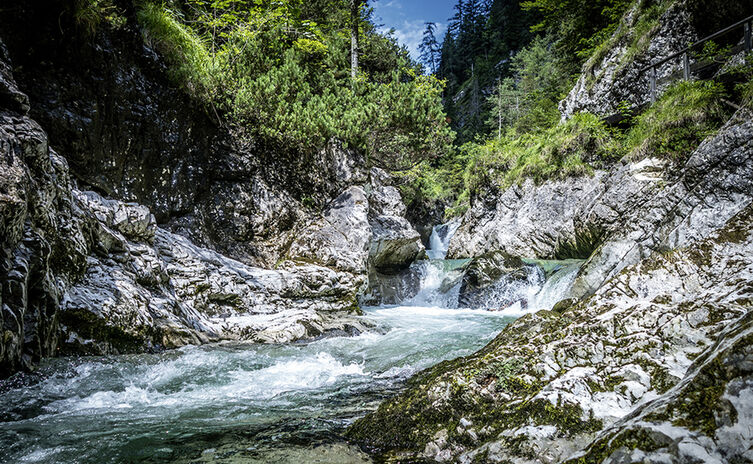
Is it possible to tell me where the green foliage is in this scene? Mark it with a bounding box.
[135,1,453,169]
[137,3,218,103]
[582,0,667,78]
[508,36,569,133]
[397,145,471,219]
[464,112,617,193]
[522,0,633,67]
[438,0,538,143]
[459,79,729,204]
[71,0,126,36]
[625,80,728,160]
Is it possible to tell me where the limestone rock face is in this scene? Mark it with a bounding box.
[447,173,606,260]
[0,72,89,374]
[572,110,753,298]
[559,1,698,119]
[366,168,424,275]
[62,190,369,355]
[348,205,753,463]
[449,108,753,302]
[288,186,372,276]
[0,33,375,376]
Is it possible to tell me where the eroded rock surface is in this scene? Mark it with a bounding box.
[348,205,753,464]
[0,33,375,376]
[559,1,697,119]
[449,107,753,303]
[367,168,425,274]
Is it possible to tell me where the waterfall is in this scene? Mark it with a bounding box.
[426,219,461,260]
[400,220,582,315]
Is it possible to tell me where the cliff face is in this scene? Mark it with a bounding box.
[1,0,368,269]
[0,1,425,376]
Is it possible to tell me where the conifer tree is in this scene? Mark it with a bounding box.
[419,22,441,74]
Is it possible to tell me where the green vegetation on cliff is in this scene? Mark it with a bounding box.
[413,0,747,219]
[77,0,454,171]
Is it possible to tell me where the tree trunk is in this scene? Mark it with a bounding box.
[351,0,361,79]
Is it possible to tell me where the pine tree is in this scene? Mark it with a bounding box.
[419,22,441,74]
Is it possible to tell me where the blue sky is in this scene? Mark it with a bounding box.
[371,0,457,62]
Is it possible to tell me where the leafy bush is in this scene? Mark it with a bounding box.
[136,1,453,169]
[625,80,728,160]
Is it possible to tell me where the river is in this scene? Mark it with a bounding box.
[0,225,581,463]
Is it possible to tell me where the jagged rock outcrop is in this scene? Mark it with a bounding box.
[367,168,425,274]
[570,110,753,297]
[0,55,371,373]
[559,0,753,120]
[0,1,367,269]
[288,186,372,276]
[0,53,90,374]
[447,174,607,260]
[348,204,753,463]
[449,106,753,303]
[560,0,697,119]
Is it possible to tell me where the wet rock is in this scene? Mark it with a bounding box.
[369,215,423,274]
[367,168,424,274]
[348,205,753,463]
[458,251,535,309]
[360,263,424,306]
[61,190,371,354]
[0,71,89,375]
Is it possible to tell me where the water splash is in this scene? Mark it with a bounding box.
[426,219,461,260]
[407,259,467,308]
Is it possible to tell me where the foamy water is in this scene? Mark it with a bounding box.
[0,222,580,463]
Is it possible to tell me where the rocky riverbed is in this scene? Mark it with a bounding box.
[2,0,753,463]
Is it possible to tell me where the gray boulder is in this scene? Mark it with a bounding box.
[287,186,372,275]
[367,168,424,275]
[369,215,423,274]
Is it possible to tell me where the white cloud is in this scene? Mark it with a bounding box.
[372,0,446,63]
[381,20,446,63]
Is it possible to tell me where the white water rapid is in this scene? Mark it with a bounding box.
[0,222,581,464]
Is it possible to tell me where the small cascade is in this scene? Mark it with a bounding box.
[397,219,584,314]
[528,259,582,310]
[426,219,461,260]
[407,259,467,308]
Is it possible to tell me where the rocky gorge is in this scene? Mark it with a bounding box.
[1,0,753,463]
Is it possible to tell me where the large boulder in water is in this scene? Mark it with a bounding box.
[367,168,424,274]
[369,216,424,274]
[458,251,541,309]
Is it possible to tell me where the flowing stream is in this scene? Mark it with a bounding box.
[0,224,581,464]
